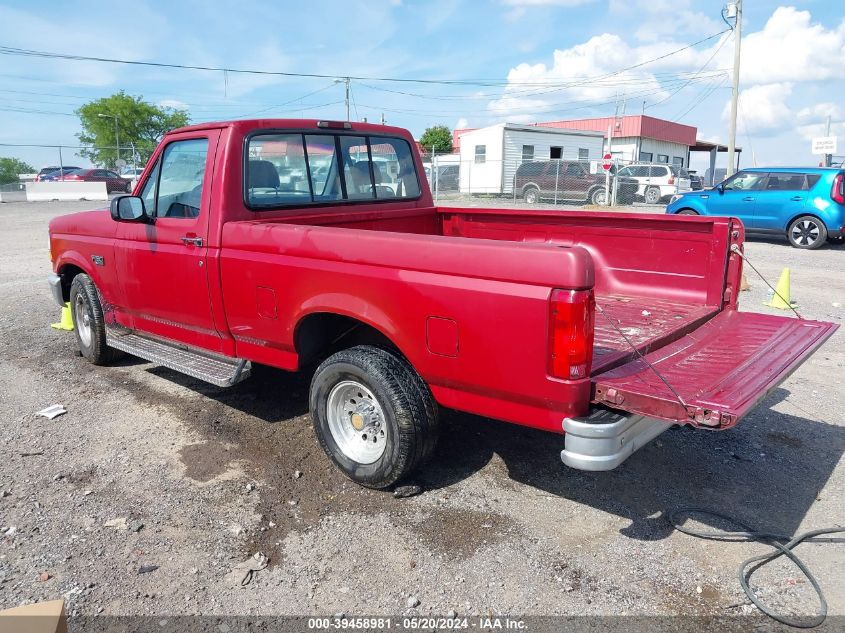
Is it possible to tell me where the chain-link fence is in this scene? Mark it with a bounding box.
[424,155,698,210]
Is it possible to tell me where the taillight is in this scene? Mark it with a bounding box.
[831,174,845,204]
[548,289,595,380]
[668,175,675,185]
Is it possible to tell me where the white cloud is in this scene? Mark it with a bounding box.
[724,83,794,136]
[740,7,845,86]
[455,117,469,129]
[158,99,189,110]
[796,103,845,141]
[486,32,676,119]
[489,6,845,128]
[607,0,722,43]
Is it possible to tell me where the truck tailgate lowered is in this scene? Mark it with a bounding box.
[591,310,838,428]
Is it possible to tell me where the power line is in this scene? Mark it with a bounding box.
[0,31,729,87]
[645,32,731,110]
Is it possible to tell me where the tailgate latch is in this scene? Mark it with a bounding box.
[686,406,733,428]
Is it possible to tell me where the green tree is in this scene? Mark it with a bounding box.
[0,157,34,185]
[419,125,453,156]
[76,91,190,167]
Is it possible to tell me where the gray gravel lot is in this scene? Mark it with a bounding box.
[1,200,843,626]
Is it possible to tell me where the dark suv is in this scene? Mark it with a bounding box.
[515,160,639,205]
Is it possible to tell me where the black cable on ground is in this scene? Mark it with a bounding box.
[668,508,844,628]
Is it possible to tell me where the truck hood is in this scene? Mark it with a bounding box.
[49,208,116,238]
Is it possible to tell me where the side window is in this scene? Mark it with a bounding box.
[155,138,209,218]
[578,148,589,161]
[369,137,420,198]
[639,152,653,162]
[247,133,309,206]
[340,136,375,200]
[304,135,342,201]
[475,145,486,164]
[564,163,583,176]
[723,171,766,191]
[765,172,806,191]
[657,154,669,164]
[139,159,161,215]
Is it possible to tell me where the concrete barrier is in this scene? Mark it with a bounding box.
[25,181,108,201]
[0,190,27,203]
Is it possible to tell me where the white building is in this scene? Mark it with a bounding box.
[456,123,605,194]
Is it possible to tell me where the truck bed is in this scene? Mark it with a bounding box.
[228,205,834,429]
[283,205,731,375]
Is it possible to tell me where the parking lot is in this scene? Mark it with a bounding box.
[1,200,843,624]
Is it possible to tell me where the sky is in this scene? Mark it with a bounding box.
[0,0,843,174]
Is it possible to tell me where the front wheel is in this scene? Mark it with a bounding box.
[787,216,827,249]
[677,209,699,215]
[310,345,438,489]
[69,274,122,365]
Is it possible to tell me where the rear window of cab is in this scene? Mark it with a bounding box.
[245,132,421,209]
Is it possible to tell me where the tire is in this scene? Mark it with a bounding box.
[644,187,661,205]
[590,187,607,206]
[523,186,540,204]
[124,182,132,193]
[310,345,438,489]
[69,274,122,365]
[787,215,827,249]
[677,209,699,215]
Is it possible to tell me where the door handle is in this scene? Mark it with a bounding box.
[790,196,804,201]
[180,236,203,247]
[742,196,755,201]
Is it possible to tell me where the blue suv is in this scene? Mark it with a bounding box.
[666,167,845,249]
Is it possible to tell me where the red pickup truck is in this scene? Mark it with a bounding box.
[48,119,837,488]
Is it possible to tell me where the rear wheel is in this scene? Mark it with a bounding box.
[523,186,540,204]
[787,216,827,249]
[69,274,122,365]
[310,345,438,489]
[677,209,699,215]
[590,187,607,206]
[644,187,661,205]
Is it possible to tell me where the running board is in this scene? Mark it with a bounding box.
[106,332,251,388]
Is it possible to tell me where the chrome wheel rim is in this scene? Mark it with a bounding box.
[792,220,820,246]
[326,380,387,464]
[74,294,92,347]
[525,189,538,203]
[645,188,660,204]
[593,190,607,205]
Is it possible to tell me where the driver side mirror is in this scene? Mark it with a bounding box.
[715,183,725,193]
[110,196,153,223]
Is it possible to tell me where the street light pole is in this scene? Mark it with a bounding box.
[98,113,120,167]
[726,0,742,177]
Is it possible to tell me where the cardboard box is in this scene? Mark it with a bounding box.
[0,600,67,633]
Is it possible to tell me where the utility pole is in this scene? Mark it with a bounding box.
[335,77,351,120]
[344,77,350,121]
[380,113,385,125]
[726,0,742,176]
[824,115,833,167]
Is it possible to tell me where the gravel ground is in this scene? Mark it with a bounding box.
[1,200,843,628]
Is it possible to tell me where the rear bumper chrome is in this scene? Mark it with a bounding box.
[48,273,64,307]
[561,408,671,471]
